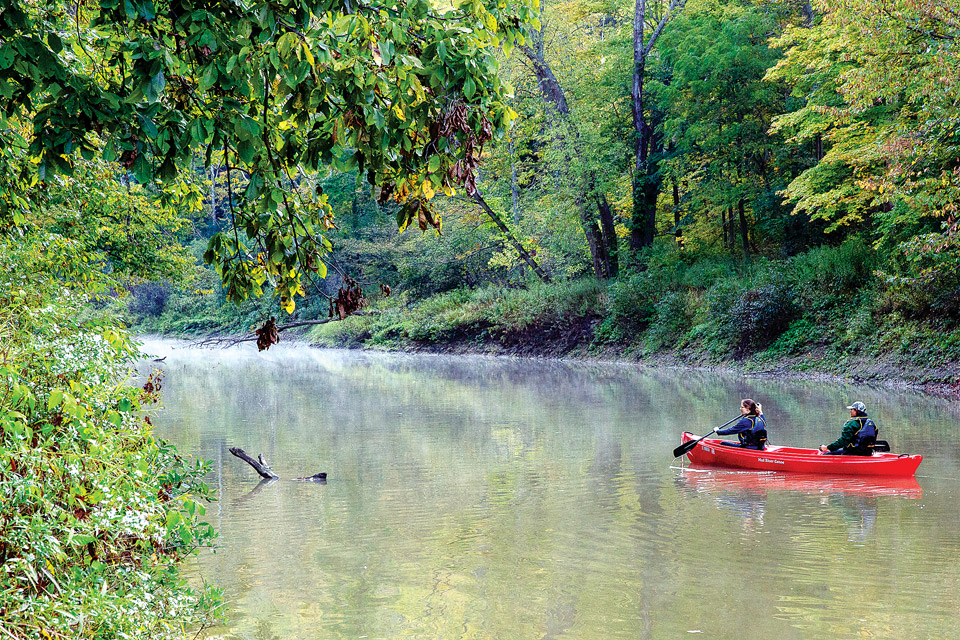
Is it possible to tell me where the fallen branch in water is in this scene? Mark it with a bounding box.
[228,447,279,480]
[194,310,379,349]
[228,447,327,482]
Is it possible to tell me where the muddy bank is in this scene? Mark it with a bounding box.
[314,318,960,400]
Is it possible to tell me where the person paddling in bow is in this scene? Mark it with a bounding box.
[714,399,767,450]
[819,401,878,456]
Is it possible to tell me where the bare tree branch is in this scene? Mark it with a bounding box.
[229,447,279,480]
[229,447,327,482]
[193,310,379,348]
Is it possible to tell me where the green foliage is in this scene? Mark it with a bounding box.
[0,232,218,639]
[789,240,876,296]
[655,0,796,254]
[2,0,539,313]
[642,290,694,353]
[769,0,960,272]
[763,317,821,358]
[596,243,744,344]
[312,279,604,346]
[720,280,796,354]
[598,276,656,344]
[42,160,194,282]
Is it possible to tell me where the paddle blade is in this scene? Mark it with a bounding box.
[673,438,699,459]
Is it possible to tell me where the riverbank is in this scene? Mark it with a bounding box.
[0,238,219,639]
[302,274,960,400]
[303,327,960,400]
[130,241,960,399]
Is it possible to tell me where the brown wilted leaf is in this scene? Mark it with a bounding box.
[256,317,279,351]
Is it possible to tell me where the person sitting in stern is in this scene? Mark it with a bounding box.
[819,401,877,456]
[715,398,767,450]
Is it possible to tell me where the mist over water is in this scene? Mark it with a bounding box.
[141,338,960,639]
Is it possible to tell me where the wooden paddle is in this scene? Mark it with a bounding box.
[673,416,741,458]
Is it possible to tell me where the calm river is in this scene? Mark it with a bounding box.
[143,340,960,639]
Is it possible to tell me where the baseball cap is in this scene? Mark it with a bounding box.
[846,401,866,412]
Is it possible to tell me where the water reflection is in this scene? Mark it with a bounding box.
[141,339,960,640]
[233,478,278,506]
[677,467,923,498]
[676,469,923,544]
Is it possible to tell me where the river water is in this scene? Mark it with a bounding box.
[142,340,960,639]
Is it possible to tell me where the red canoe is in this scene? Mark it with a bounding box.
[679,432,923,476]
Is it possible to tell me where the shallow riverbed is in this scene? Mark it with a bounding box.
[143,339,960,639]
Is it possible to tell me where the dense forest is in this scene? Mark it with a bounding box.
[1,0,958,635]
[120,0,959,381]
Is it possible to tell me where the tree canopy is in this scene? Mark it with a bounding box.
[1,0,538,310]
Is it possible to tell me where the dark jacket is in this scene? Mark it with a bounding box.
[717,414,767,449]
[827,414,878,455]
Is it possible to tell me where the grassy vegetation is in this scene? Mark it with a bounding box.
[307,240,960,384]
[310,278,606,349]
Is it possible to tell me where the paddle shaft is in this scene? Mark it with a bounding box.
[673,415,742,459]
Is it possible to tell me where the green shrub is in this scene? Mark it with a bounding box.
[765,317,819,357]
[717,281,796,355]
[600,274,658,342]
[790,239,875,295]
[128,281,171,318]
[643,290,694,352]
[0,234,218,639]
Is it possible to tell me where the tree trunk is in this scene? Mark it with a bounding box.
[209,166,217,226]
[631,0,684,251]
[597,195,619,276]
[631,166,661,249]
[721,208,728,249]
[521,43,570,116]
[672,179,683,249]
[510,140,520,225]
[725,208,732,251]
[631,4,656,250]
[521,40,616,279]
[738,198,750,259]
[578,193,610,279]
[631,41,651,251]
[229,447,279,480]
[229,447,327,482]
[472,192,552,282]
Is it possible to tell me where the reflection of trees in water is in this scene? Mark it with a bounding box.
[674,474,767,534]
[674,471,889,540]
[714,492,767,534]
[825,493,878,543]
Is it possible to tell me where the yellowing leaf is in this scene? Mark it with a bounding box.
[422,181,435,200]
[302,42,315,67]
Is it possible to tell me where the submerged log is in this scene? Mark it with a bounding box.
[228,447,326,482]
[228,447,279,480]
